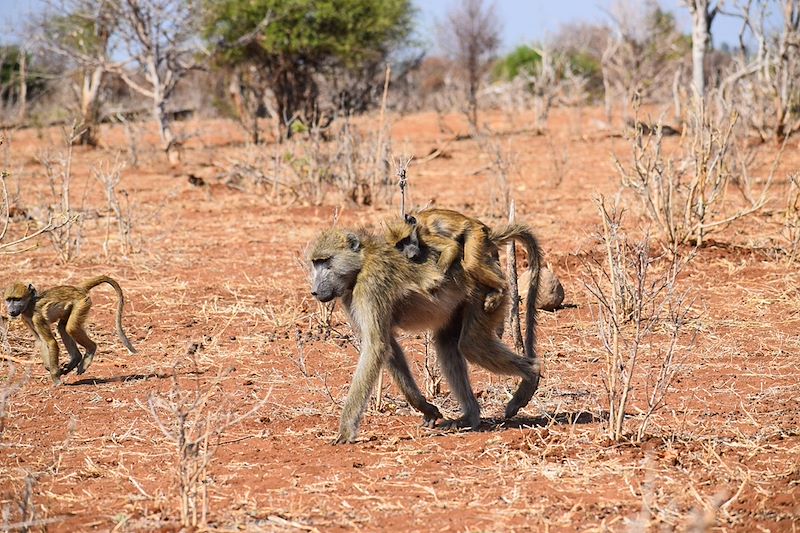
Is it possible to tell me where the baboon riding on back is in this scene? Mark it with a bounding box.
[308,209,543,444]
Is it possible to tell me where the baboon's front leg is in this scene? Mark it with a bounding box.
[387,338,442,428]
[34,317,62,385]
[335,327,387,444]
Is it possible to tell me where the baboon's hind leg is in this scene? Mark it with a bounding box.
[458,309,540,419]
[58,317,83,375]
[67,298,98,375]
[462,230,507,293]
[34,316,62,385]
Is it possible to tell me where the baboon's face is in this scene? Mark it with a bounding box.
[309,231,363,302]
[4,283,33,317]
[400,239,421,261]
[310,258,340,302]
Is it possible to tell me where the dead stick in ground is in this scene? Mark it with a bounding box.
[371,63,391,201]
[374,156,411,412]
[507,199,524,354]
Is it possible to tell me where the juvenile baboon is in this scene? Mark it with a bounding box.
[4,276,136,384]
[309,220,541,443]
[385,209,507,312]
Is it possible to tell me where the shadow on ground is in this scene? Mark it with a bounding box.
[66,369,205,386]
[479,410,600,430]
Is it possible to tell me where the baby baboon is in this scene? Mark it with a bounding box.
[385,209,507,312]
[309,221,541,443]
[4,276,136,384]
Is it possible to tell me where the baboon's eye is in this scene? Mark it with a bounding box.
[312,257,331,267]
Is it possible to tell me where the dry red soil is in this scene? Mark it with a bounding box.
[0,107,798,531]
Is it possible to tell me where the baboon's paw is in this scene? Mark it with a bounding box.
[333,434,357,445]
[484,290,505,313]
[333,424,359,445]
[438,417,480,431]
[420,404,443,428]
[77,352,96,375]
[505,380,538,419]
[421,410,442,428]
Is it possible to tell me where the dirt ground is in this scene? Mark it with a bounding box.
[0,107,798,532]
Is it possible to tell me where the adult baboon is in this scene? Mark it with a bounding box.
[4,276,136,384]
[309,219,541,443]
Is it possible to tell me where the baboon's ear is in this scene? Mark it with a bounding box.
[346,233,361,252]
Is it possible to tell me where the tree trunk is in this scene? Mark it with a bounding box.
[229,68,261,144]
[672,68,683,124]
[146,57,179,164]
[467,56,479,130]
[687,0,716,99]
[77,67,104,147]
[601,39,619,124]
[16,49,26,123]
[153,97,178,165]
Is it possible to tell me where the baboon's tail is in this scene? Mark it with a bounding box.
[79,276,137,354]
[489,223,542,378]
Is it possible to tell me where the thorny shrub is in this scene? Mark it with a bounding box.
[584,197,693,442]
[141,366,269,529]
[616,101,781,253]
[221,117,393,206]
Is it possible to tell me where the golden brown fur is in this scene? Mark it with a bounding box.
[4,276,136,384]
[385,208,507,312]
[309,217,542,444]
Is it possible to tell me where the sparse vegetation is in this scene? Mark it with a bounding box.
[0,1,797,530]
[142,364,269,528]
[584,197,692,442]
[616,101,781,252]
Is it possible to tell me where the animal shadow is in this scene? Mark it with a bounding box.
[66,369,204,386]
[479,410,599,431]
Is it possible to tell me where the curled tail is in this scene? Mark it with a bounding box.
[489,223,542,360]
[79,276,137,354]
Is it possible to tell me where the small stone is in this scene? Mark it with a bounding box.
[518,268,565,311]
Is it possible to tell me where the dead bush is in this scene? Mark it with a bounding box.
[36,123,85,262]
[94,159,138,256]
[719,0,800,141]
[0,472,36,532]
[584,197,693,442]
[222,117,392,206]
[783,174,800,262]
[617,101,780,252]
[601,3,690,123]
[1,136,71,255]
[141,365,269,529]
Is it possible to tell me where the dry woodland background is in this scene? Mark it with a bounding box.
[0,0,799,531]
